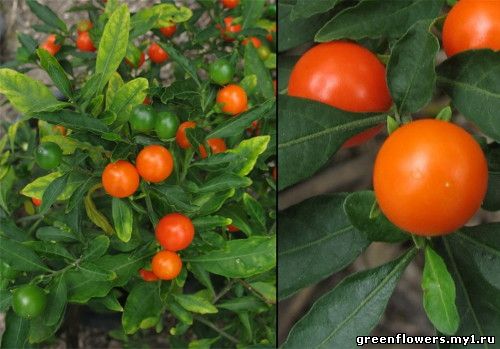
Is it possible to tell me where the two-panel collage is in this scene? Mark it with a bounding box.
[0,0,499,348]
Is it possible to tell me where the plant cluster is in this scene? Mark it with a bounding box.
[278,0,500,347]
[0,0,276,347]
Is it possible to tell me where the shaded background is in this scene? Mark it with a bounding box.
[277,43,500,348]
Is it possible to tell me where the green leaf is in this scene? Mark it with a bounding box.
[112,198,133,242]
[278,2,332,52]
[291,0,341,20]
[21,171,83,202]
[66,253,148,303]
[228,136,270,176]
[244,43,274,100]
[193,189,235,217]
[283,248,417,348]
[84,185,115,235]
[250,281,276,303]
[33,110,109,134]
[218,296,265,312]
[36,48,73,99]
[242,193,266,234]
[241,0,266,29]
[0,290,12,312]
[39,173,70,214]
[186,236,275,278]
[36,226,79,242]
[122,282,163,334]
[95,4,130,92]
[436,106,453,122]
[188,338,219,349]
[422,246,460,335]
[437,50,500,142]
[278,95,386,190]
[83,235,110,260]
[439,234,500,341]
[161,44,201,86]
[0,236,50,272]
[484,170,500,211]
[344,191,408,243]
[173,294,218,314]
[109,78,148,123]
[106,72,124,110]
[66,176,100,213]
[26,0,67,32]
[208,99,275,139]
[0,68,69,115]
[17,33,38,55]
[387,20,439,115]
[24,241,75,260]
[45,275,67,326]
[167,301,194,325]
[316,0,444,42]
[277,55,299,93]
[278,194,369,300]
[189,174,252,194]
[1,311,29,349]
[192,215,232,231]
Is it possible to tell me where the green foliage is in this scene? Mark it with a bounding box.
[279,0,499,345]
[0,0,276,347]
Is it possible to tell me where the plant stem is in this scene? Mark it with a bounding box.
[213,281,233,303]
[193,315,240,345]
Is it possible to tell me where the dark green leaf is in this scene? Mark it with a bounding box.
[45,275,67,326]
[36,226,79,242]
[283,248,417,348]
[17,33,38,54]
[122,282,162,334]
[26,0,67,32]
[37,48,73,99]
[278,194,369,300]
[241,0,266,29]
[208,99,275,138]
[291,0,340,20]
[316,0,444,42]
[387,20,439,115]
[0,236,50,272]
[278,2,332,52]
[278,95,386,190]
[186,236,276,278]
[33,110,109,133]
[83,235,110,260]
[173,293,218,314]
[437,50,500,142]
[39,173,70,214]
[344,191,408,243]
[244,44,274,100]
[277,55,299,93]
[1,311,29,349]
[161,44,201,86]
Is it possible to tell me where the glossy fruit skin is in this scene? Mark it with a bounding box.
[209,59,234,85]
[257,45,271,60]
[125,52,145,68]
[216,84,248,115]
[373,119,488,236]
[152,250,182,280]
[176,121,196,149]
[136,145,174,183]
[40,34,61,56]
[442,0,500,57]
[31,197,42,207]
[139,268,159,282]
[77,19,93,33]
[155,111,180,139]
[149,43,169,64]
[242,37,262,48]
[221,0,239,9]
[102,160,140,198]
[160,25,177,37]
[288,41,392,148]
[35,142,62,170]
[130,105,156,132]
[76,31,96,52]
[155,213,195,251]
[12,284,47,319]
[199,138,227,159]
